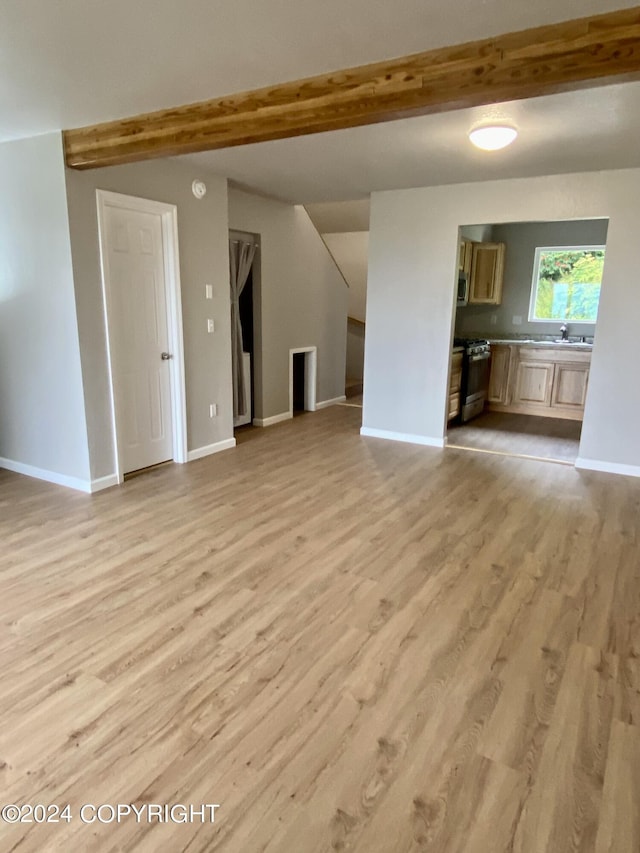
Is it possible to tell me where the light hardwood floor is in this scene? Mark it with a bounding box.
[1,404,639,852]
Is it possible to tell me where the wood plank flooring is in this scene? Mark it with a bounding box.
[447,411,582,464]
[0,403,639,852]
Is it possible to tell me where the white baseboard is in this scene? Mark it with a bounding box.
[360,427,446,448]
[0,456,92,493]
[90,474,119,492]
[253,412,293,427]
[575,457,640,478]
[187,438,236,462]
[315,395,347,410]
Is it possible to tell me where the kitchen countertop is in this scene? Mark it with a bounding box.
[452,346,465,354]
[488,338,593,352]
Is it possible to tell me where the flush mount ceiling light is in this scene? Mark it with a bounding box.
[468,124,518,151]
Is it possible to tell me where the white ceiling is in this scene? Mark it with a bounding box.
[3,0,640,204]
[186,81,640,203]
[1,0,636,140]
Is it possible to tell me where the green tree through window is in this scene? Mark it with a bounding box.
[530,247,605,323]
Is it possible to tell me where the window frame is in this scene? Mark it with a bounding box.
[528,244,606,325]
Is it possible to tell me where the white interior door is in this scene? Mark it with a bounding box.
[104,205,173,473]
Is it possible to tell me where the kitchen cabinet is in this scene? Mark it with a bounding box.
[469,242,505,305]
[513,360,554,407]
[487,344,511,405]
[458,239,473,276]
[551,362,590,410]
[488,343,591,420]
[448,350,463,421]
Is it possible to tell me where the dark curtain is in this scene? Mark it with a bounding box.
[229,239,256,417]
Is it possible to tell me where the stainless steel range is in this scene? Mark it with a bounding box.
[454,338,491,423]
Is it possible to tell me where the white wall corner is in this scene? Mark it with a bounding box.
[187,438,236,462]
[0,457,93,493]
[252,412,293,427]
[359,427,446,448]
[575,457,640,478]
[90,474,120,492]
[315,396,347,409]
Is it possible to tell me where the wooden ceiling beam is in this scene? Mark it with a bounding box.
[64,7,640,169]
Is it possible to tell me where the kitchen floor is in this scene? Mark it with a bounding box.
[447,411,582,464]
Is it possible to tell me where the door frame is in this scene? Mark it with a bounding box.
[96,189,188,483]
[288,346,317,416]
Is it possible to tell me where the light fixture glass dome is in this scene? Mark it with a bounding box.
[468,124,518,151]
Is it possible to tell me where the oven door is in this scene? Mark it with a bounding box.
[461,351,490,422]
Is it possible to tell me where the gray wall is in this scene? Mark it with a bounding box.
[346,322,365,382]
[228,190,348,417]
[65,160,233,478]
[305,200,370,234]
[456,219,609,338]
[322,231,368,321]
[364,169,640,472]
[322,231,368,384]
[0,133,90,482]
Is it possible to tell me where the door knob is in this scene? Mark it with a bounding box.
[161,352,173,360]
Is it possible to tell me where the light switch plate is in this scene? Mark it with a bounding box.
[512,315,523,326]
[205,284,213,299]
[209,403,217,418]
[207,319,215,333]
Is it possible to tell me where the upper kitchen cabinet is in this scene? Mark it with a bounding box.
[469,242,505,305]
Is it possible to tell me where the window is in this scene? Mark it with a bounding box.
[529,245,605,324]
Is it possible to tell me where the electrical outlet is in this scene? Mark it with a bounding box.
[209,403,217,418]
[490,314,498,325]
[205,284,213,299]
[207,319,215,333]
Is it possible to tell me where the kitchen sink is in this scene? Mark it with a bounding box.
[489,338,592,347]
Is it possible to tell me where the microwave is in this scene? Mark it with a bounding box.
[457,272,469,306]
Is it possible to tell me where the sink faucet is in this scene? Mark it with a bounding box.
[560,323,569,341]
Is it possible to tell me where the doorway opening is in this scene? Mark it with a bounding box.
[447,218,608,466]
[292,353,305,415]
[288,347,317,417]
[96,190,187,483]
[230,231,260,430]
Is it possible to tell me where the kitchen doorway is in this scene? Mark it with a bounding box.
[447,218,608,466]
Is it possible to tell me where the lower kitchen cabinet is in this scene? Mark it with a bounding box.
[488,345,511,405]
[448,350,463,421]
[488,344,591,420]
[513,360,555,408]
[448,392,461,421]
[551,362,590,410]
